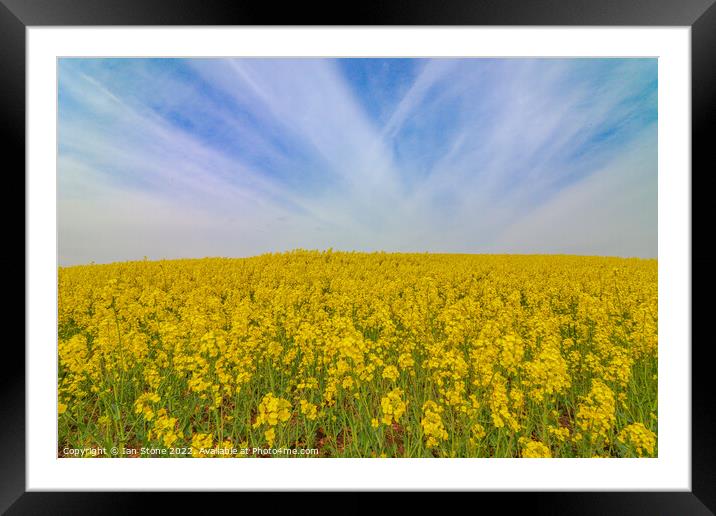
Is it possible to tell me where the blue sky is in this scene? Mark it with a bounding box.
[58,58,657,265]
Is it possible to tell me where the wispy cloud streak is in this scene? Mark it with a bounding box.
[58,58,657,265]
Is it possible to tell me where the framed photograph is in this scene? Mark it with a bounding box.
[8,0,713,511]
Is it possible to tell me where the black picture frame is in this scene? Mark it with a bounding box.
[6,0,713,512]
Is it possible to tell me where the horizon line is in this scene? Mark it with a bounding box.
[58,249,658,268]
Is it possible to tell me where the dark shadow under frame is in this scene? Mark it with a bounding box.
[4,0,714,513]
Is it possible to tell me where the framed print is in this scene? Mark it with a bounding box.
[6,0,714,512]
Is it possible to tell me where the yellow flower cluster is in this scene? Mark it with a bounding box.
[381,365,400,381]
[421,400,448,448]
[519,437,552,458]
[148,409,179,447]
[617,423,657,457]
[300,400,318,421]
[488,373,521,432]
[191,433,213,457]
[523,338,571,402]
[134,392,161,421]
[548,425,570,442]
[57,251,657,457]
[251,393,291,447]
[575,380,616,444]
[380,388,406,426]
[254,393,291,426]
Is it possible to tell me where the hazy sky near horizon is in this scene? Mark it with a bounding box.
[58,58,657,266]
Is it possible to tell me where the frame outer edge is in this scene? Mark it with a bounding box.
[0,0,27,514]
[692,1,716,514]
[8,0,716,510]
[0,0,715,26]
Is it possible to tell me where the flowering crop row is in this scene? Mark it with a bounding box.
[58,251,657,457]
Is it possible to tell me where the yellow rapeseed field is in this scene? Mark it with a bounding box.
[58,251,657,458]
